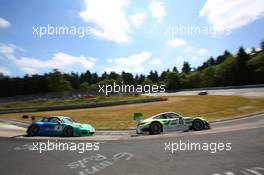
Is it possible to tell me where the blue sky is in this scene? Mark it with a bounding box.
[0,0,264,77]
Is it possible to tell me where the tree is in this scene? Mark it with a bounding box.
[101,71,108,81]
[138,74,146,84]
[236,47,250,84]
[182,61,191,74]
[187,72,201,88]
[200,67,216,87]
[80,70,92,84]
[165,71,180,90]
[160,70,169,81]
[215,50,231,65]
[261,40,264,50]
[47,69,73,92]
[208,57,215,66]
[198,57,215,71]
[142,78,153,86]
[108,71,120,80]
[64,72,80,89]
[215,55,239,86]
[80,82,90,90]
[91,73,99,84]
[147,70,159,83]
[121,71,134,84]
[172,66,179,73]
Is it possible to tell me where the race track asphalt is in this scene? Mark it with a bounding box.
[0,114,264,175]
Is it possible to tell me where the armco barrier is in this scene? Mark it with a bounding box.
[166,84,264,93]
[0,97,163,114]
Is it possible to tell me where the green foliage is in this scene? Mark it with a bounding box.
[248,51,264,83]
[121,71,134,84]
[142,78,153,86]
[47,69,73,92]
[165,71,180,90]
[182,61,191,74]
[261,40,264,50]
[147,70,159,83]
[80,82,90,90]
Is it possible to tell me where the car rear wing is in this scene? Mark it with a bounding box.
[22,115,46,121]
[134,112,143,122]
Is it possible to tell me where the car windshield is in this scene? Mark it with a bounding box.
[63,118,74,123]
[166,113,180,118]
[153,114,168,119]
[49,117,60,123]
[42,117,49,122]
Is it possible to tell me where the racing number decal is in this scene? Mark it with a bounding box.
[162,118,183,126]
[163,119,178,126]
[54,124,62,131]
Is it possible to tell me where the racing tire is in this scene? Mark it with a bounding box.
[27,125,39,136]
[63,126,73,137]
[192,119,204,131]
[149,122,162,135]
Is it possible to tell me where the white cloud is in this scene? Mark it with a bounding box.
[14,52,96,74]
[0,44,96,75]
[21,67,38,75]
[0,44,14,55]
[104,66,144,74]
[200,0,264,29]
[245,48,252,54]
[107,58,113,63]
[105,51,151,73]
[165,38,187,47]
[130,12,146,27]
[79,0,131,44]
[256,47,262,52]
[0,17,11,28]
[114,51,151,67]
[0,67,11,75]
[152,58,162,65]
[198,48,208,54]
[191,56,198,62]
[0,43,16,60]
[148,0,167,22]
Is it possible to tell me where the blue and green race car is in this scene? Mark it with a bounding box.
[135,112,210,134]
[27,116,95,137]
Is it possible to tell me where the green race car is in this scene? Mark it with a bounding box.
[27,116,95,137]
[135,112,210,134]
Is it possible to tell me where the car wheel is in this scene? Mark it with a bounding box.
[149,122,162,135]
[192,119,204,131]
[63,126,73,137]
[27,125,39,136]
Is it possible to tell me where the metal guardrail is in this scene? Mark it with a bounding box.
[166,84,264,93]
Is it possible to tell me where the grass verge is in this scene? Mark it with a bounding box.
[0,95,149,110]
[0,95,264,129]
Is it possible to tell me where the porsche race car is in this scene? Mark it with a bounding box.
[135,112,210,134]
[27,116,95,137]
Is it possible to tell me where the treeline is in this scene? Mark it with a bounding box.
[0,41,264,97]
